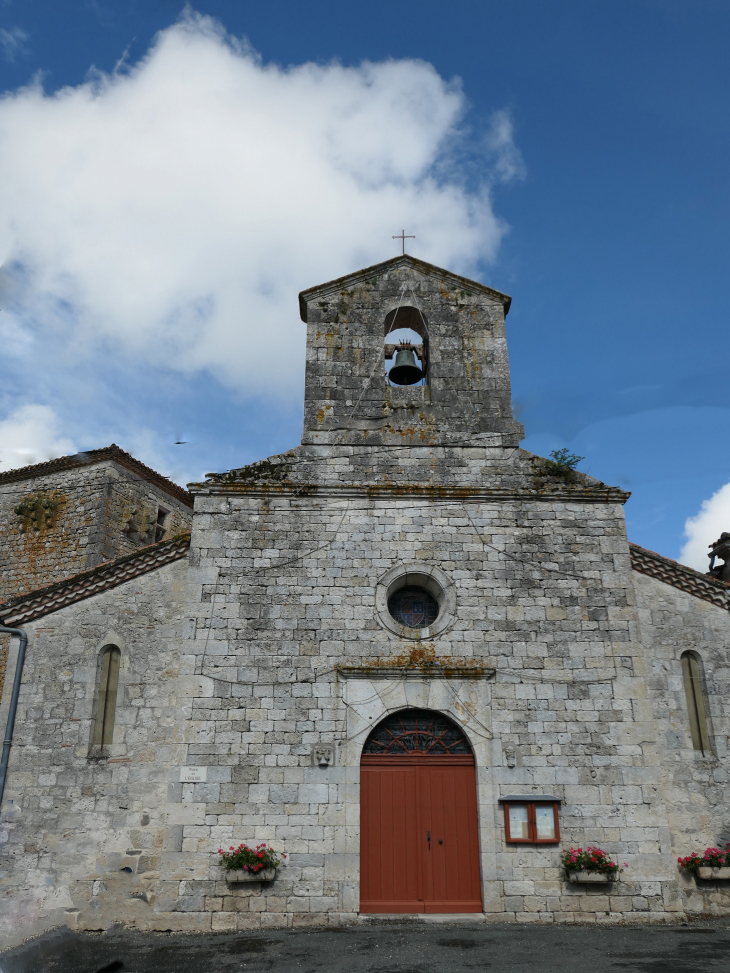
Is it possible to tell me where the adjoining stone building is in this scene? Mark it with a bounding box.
[1,255,729,946]
[0,444,193,605]
[0,445,193,712]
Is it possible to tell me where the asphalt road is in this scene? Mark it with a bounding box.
[3,919,730,973]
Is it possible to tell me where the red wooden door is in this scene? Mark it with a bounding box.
[360,755,482,913]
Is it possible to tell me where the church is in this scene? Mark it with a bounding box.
[1,254,729,944]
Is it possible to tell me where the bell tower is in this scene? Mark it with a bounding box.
[298,255,523,447]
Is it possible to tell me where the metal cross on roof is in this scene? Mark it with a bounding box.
[392,230,415,255]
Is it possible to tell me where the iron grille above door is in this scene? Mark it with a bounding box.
[362,709,472,757]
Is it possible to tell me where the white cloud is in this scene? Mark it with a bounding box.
[0,312,33,357]
[484,110,526,184]
[0,404,76,470]
[681,481,730,571]
[0,26,28,63]
[0,9,521,404]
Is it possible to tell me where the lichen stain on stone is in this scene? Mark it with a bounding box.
[338,644,493,680]
[462,336,482,384]
[219,458,295,485]
[15,489,65,534]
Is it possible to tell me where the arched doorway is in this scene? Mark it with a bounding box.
[360,709,482,914]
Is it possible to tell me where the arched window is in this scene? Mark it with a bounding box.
[93,646,121,746]
[680,652,711,754]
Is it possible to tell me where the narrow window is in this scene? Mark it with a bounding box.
[93,647,121,746]
[154,506,169,542]
[681,652,711,754]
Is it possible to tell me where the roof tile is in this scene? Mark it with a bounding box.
[0,532,191,625]
[630,542,729,610]
[0,444,193,508]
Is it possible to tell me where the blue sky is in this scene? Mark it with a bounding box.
[0,0,728,569]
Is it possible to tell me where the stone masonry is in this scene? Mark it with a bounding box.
[0,445,193,605]
[0,446,193,704]
[1,256,729,946]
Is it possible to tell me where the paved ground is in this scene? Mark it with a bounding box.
[3,919,730,973]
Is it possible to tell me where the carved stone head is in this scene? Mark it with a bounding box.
[314,746,333,767]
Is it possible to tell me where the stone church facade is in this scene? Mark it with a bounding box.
[1,255,729,945]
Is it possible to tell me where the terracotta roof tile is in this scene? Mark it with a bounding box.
[0,532,191,625]
[0,444,193,508]
[630,542,729,610]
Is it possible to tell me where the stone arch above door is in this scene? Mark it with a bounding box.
[339,675,494,771]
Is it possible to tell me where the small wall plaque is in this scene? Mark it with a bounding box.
[179,766,207,783]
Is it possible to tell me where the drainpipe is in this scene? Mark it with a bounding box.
[0,624,28,809]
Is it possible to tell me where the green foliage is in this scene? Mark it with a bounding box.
[546,448,584,471]
[543,448,585,481]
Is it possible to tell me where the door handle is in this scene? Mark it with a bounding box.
[427,831,431,849]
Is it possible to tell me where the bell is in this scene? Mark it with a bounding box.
[389,347,424,385]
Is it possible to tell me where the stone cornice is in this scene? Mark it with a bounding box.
[336,663,496,680]
[190,480,631,504]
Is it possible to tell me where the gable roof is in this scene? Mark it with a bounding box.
[630,542,729,610]
[298,254,512,322]
[0,532,191,626]
[0,444,193,508]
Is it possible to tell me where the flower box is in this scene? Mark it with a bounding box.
[217,842,285,882]
[225,868,277,884]
[697,867,730,881]
[567,871,612,884]
[679,846,730,877]
[561,847,623,884]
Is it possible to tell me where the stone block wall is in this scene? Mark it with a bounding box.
[634,571,730,915]
[177,456,683,926]
[0,456,192,604]
[0,558,192,946]
[4,468,730,939]
[299,256,523,446]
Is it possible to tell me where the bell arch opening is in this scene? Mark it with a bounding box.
[384,307,428,386]
[362,708,473,758]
